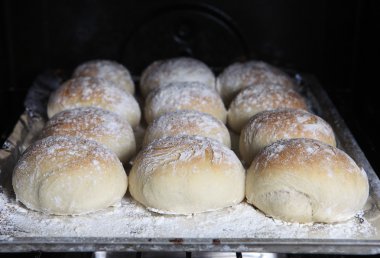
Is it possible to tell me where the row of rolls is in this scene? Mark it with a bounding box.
[12,58,369,223]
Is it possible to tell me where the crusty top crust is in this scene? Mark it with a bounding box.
[229,84,306,112]
[140,57,215,96]
[47,77,140,126]
[73,60,135,94]
[143,110,230,147]
[242,109,336,147]
[252,138,366,179]
[144,81,226,124]
[41,107,131,140]
[217,61,296,103]
[134,135,242,178]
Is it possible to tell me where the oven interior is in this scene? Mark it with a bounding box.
[0,0,379,257]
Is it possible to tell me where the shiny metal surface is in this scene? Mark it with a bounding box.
[90,252,282,258]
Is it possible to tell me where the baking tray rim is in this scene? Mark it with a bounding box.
[1,237,380,254]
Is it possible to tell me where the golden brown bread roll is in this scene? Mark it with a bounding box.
[140,57,215,97]
[47,77,141,127]
[246,138,369,223]
[228,84,307,132]
[12,136,128,215]
[144,81,227,124]
[239,109,336,165]
[216,61,296,104]
[129,135,245,214]
[73,60,135,94]
[40,107,136,164]
[143,110,231,148]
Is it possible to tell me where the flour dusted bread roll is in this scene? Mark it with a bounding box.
[144,82,227,124]
[47,77,141,127]
[246,138,369,223]
[73,60,135,94]
[240,109,336,165]
[129,135,245,214]
[40,107,136,163]
[12,136,128,215]
[228,84,307,132]
[143,110,231,147]
[140,57,215,97]
[217,61,296,103]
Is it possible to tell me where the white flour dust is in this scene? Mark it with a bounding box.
[0,190,375,239]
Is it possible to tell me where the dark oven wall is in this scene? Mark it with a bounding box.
[0,0,379,171]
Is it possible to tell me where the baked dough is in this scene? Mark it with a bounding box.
[246,138,369,223]
[144,81,227,124]
[12,136,128,215]
[140,57,215,97]
[40,107,136,163]
[129,135,245,214]
[143,110,231,147]
[228,84,307,132]
[47,77,141,127]
[239,109,336,165]
[216,61,296,104]
[73,60,135,94]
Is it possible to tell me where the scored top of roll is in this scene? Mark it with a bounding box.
[129,135,245,214]
[137,136,241,173]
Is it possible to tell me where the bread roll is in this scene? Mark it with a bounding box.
[246,138,369,223]
[12,136,128,215]
[143,110,231,147]
[240,109,336,165]
[216,61,296,104]
[129,135,245,214]
[140,57,215,97]
[228,84,307,132]
[144,81,227,124]
[73,60,135,94]
[47,77,141,127]
[40,107,136,163]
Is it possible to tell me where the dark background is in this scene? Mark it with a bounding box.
[3,0,378,171]
[0,0,380,256]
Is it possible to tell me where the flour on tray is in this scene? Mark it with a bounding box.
[0,190,376,239]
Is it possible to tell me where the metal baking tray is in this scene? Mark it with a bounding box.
[1,71,380,254]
